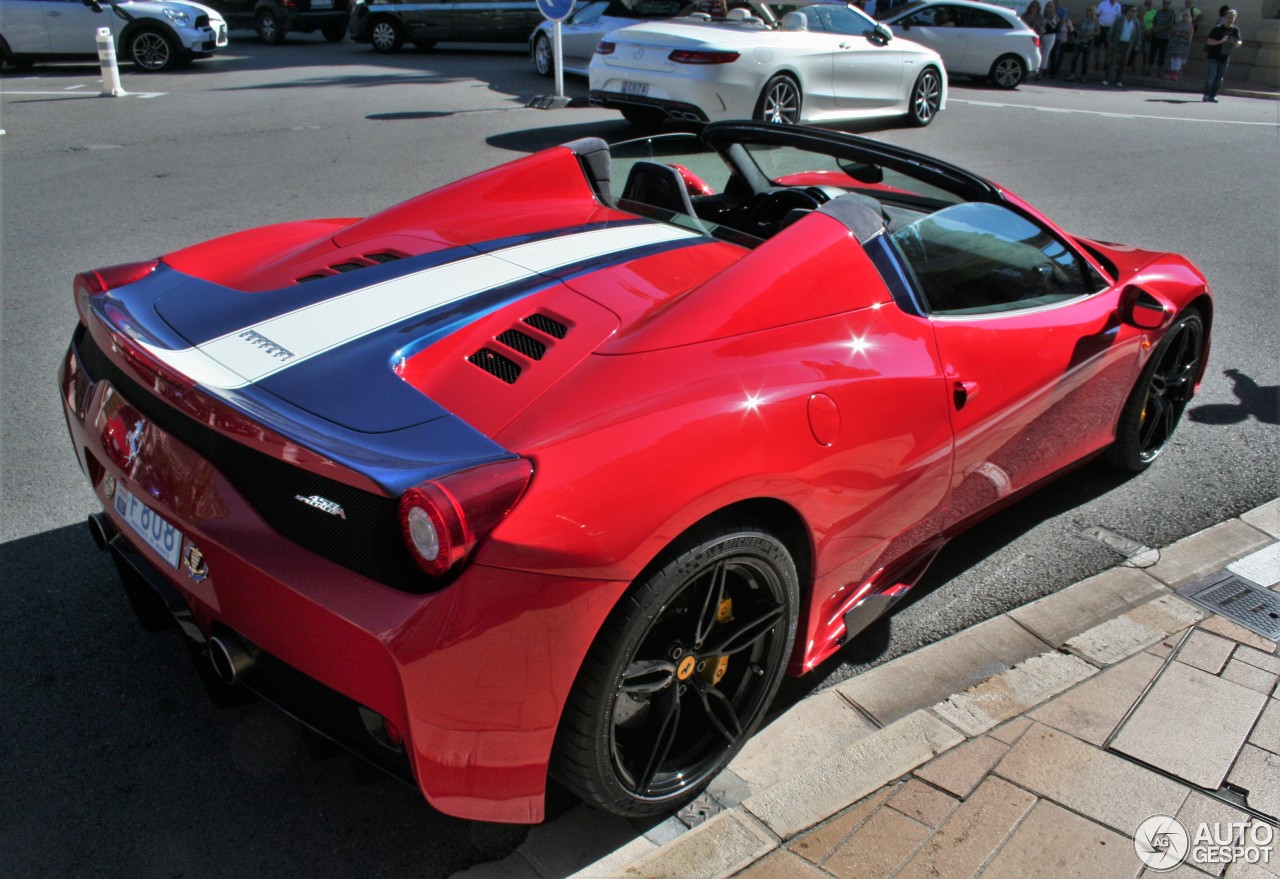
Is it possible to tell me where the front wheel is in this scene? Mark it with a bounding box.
[368,17,404,52]
[908,68,942,126]
[989,54,1025,89]
[256,10,285,45]
[756,74,801,124]
[1106,311,1205,471]
[532,33,553,77]
[551,524,799,816]
[128,28,178,71]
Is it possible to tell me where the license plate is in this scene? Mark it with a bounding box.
[621,81,649,96]
[113,485,184,569]
[312,0,333,7]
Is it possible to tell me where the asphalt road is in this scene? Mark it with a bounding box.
[2,34,1277,878]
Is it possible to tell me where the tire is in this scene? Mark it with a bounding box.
[989,54,1025,89]
[256,10,285,45]
[551,524,799,817]
[755,74,801,124]
[128,28,178,72]
[532,33,553,77]
[322,23,346,42]
[620,104,665,127]
[368,17,404,53]
[908,67,942,126]
[1106,311,1205,472]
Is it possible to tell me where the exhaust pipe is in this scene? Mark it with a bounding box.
[208,633,257,685]
[87,513,116,551]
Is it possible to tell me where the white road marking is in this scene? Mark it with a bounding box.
[1,88,165,98]
[951,98,1279,127]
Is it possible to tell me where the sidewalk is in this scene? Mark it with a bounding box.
[459,498,1280,879]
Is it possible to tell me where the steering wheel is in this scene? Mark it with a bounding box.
[748,187,829,231]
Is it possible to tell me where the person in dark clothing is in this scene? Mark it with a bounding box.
[1202,8,1242,101]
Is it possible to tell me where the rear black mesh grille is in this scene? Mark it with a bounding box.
[294,252,403,284]
[330,262,364,273]
[365,253,400,264]
[522,313,567,339]
[296,274,327,284]
[74,328,434,593]
[495,330,546,361]
[467,348,521,384]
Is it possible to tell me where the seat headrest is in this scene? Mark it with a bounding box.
[780,10,808,29]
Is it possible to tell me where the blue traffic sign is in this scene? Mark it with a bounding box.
[537,0,574,21]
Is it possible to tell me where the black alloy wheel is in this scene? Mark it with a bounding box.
[552,524,798,816]
[908,68,942,126]
[756,74,801,124]
[1107,311,1205,471]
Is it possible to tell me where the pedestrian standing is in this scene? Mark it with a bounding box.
[1067,5,1100,79]
[1182,0,1202,32]
[1139,0,1156,73]
[1202,7,1242,101]
[1053,10,1076,76]
[1167,9,1193,78]
[1104,3,1142,84]
[1095,0,1122,70]
[1041,1,1061,76]
[1151,0,1177,72]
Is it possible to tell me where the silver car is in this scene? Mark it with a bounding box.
[879,0,1040,88]
[530,0,685,77]
[0,0,228,71]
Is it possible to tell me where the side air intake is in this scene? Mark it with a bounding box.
[467,349,521,384]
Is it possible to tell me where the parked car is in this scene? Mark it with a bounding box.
[60,121,1211,822]
[530,0,685,77]
[203,0,349,44]
[588,0,947,126]
[0,0,228,70]
[348,0,541,52]
[878,0,1040,88]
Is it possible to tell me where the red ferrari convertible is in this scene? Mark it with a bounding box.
[59,122,1211,823]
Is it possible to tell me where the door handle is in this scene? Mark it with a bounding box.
[953,380,979,409]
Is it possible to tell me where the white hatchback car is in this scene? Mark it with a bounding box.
[878,0,1039,88]
[588,0,947,127]
[0,0,228,71]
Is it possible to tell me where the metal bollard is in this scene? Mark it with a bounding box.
[96,27,128,97]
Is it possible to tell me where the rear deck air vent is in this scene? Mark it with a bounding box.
[296,273,327,284]
[364,252,401,264]
[330,262,364,273]
[522,313,568,339]
[496,329,546,361]
[468,348,521,384]
[294,253,404,284]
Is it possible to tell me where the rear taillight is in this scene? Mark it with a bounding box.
[109,331,194,390]
[1033,36,1041,48]
[399,458,533,577]
[73,260,158,325]
[668,49,740,64]
[595,40,616,55]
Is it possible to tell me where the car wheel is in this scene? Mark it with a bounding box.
[908,68,942,126]
[620,104,665,127]
[989,54,1025,89]
[756,74,801,124]
[256,10,285,44]
[533,33,553,77]
[369,17,404,53]
[552,524,798,816]
[1106,311,1205,472]
[322,23,346,42]
[128,28,178,72]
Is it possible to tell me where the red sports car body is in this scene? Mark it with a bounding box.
[59,122,1212,823]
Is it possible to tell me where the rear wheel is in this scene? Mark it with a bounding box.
[551,524,798,816]
[533,33,553,77]
[128,28,178,71]
[1106,311,1205,471]
[755,74,801,124]
[256,10,285,44]
[908,68,942,126]
[989,54,1025,89]
[369,17,404,52]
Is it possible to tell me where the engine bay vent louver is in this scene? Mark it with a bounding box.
[495,329,546,361]
[294,252,404,284]
[522,313,568,339]
[468,348,521,384]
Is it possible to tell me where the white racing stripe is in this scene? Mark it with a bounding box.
[141,223,700,390]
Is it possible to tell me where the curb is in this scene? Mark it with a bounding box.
[457,498,1280,879]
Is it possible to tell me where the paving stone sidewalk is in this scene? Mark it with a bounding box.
[456,499,1280,879]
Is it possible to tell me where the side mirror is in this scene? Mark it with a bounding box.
[1119,285,1171,330]
[82,0,105,10]
[839,161,884,184]
[870,22,892,43]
